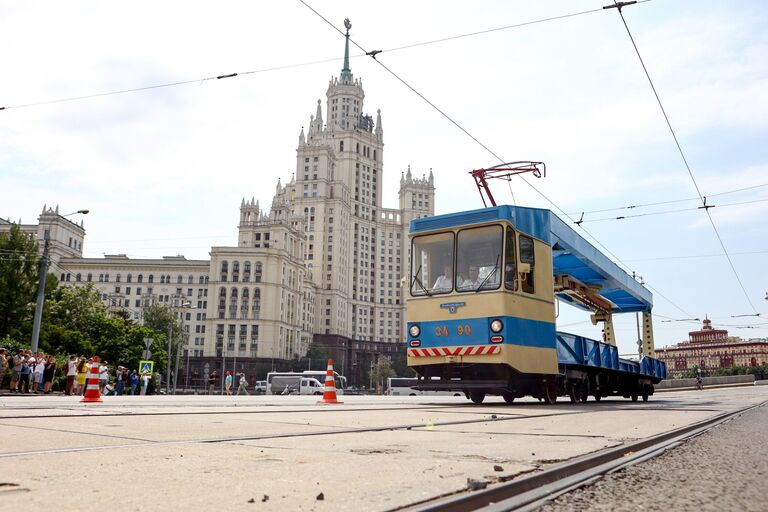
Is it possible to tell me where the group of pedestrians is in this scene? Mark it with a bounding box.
[0,348,57,394]
[1,347,149,396]
[223,371,250,395]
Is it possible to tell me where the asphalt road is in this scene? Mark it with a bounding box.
[538,401,768,512]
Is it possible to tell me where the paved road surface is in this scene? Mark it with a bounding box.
[0,387,765,511]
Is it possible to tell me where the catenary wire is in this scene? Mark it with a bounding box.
[567,182,768,216]
[0,6,623,112]
[577,197,768,224]
[610,2,759,315]
[298,0,698,320]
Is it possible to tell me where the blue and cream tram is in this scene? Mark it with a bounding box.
[406,205,666,404]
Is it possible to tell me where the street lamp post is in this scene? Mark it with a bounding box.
[173,301,191,395]
[30,209,88,353]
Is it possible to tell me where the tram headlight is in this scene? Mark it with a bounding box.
[490,319,504,333]
[409,324,421,338]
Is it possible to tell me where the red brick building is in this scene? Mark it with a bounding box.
[656,318,768,378]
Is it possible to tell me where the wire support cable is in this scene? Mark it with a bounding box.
[610,3,759,315]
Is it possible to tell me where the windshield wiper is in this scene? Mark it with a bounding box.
[476,254,500,293]
[410,264,432,296]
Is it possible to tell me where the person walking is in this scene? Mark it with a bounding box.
[129,370,139,395]
[65,356,77,395]
[43,355,56,393]
[224,371,233,395]
[208,370,218,395]
[32,356,45,393]
[236,373,249,395]
[99,361,109,392]
[10,350,26,393]
[75,357,88,395]
[114,367,125,396]
[139,373,151,395]
[19,355,32,393]
[0,348,7,389]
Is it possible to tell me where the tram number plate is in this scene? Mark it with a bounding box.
[434,325,472,337]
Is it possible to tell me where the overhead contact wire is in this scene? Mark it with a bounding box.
[612,3,759,315]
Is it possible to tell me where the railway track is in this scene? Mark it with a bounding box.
[394,400,767,512]
[0,406,609,458]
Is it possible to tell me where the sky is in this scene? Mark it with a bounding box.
[1,0,767,353]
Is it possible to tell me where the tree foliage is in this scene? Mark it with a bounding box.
[370,356,396,393]
[0,224,40,340]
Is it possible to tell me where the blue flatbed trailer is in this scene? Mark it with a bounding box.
[556,331,667,381]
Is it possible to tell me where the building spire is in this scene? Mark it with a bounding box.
[340,18,353,84]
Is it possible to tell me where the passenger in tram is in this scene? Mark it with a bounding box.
[457,265,482,290]
[432,264,453,292]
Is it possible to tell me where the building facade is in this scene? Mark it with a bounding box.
[656,318,768,378]
[2,24,435,386]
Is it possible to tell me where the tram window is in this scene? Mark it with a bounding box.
[505,227,517,290]
[519,235,535,293]
[410,232,454,296]
[456,225,502,292]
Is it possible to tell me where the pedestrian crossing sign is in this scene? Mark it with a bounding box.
[139,360,154,374]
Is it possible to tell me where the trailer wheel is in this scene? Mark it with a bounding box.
[542,381,558,405]
[502,391,515,404]
[578,383,590,403]
[568,384,579,404]
[469,391,486,404]
[642,386,650,402]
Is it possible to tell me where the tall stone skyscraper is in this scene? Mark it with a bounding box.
[267,19,435,345]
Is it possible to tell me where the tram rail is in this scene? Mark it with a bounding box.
[395,400,767,512]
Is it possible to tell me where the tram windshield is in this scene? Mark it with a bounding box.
[411,232,454,296]
[410,226,504,296]
[456,225,502,292]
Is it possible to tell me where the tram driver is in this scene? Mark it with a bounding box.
[432,264,453,292]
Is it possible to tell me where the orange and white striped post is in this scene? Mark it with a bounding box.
[317,359,343,404]
[81,356,103,403]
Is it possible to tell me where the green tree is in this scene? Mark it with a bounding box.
[0,224,41,340]
[371,356,396,394]
[391,350,415,378]
[141,303,181,374]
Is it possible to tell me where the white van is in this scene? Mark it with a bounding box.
[268,374,325,395]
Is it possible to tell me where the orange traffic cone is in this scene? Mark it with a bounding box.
[318,359,343,404]
[81,356,103,403]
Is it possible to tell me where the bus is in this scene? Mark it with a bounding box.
[266,371,347,395]
[385,377,463,397]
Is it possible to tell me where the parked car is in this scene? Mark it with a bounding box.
[254,381,267,394]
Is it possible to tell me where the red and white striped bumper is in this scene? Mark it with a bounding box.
[408,345,501,357]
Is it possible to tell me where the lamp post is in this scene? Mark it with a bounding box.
[30,208,88,353]
[173,301,191,395]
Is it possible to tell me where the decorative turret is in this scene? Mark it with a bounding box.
[375,108,383,140]
[298,126,305,147]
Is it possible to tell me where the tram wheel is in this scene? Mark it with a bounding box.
[542,381,558,405]
[469,391,486,405]
[578,382,590,403]
[568,384,579,404]
[502,391,515,405]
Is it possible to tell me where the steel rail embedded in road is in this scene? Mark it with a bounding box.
[397,401,767,512]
